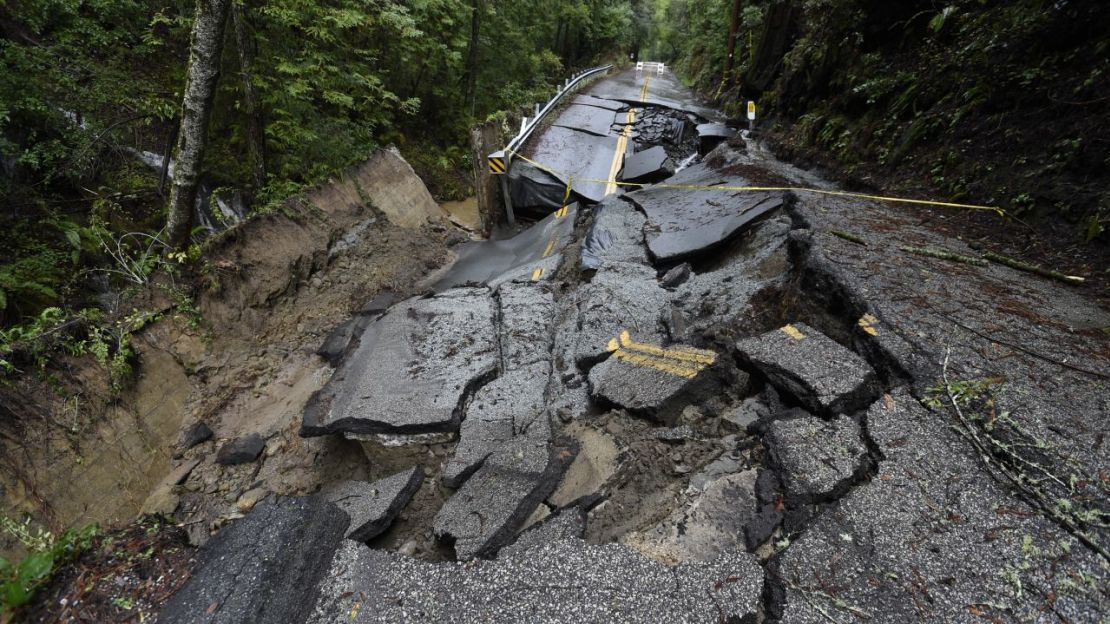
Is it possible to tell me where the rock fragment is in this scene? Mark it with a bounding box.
[659,262,691,289]
[736,322,880,415]
[178,422,213,452]
[322,467,423,542]
[766,414,868,503]
[216,433,265,466]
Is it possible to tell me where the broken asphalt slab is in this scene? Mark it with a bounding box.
[308,537,762,623]
[322,467,423,542]
[626,162,784,263]
[580,195,650,270]
[736,322,880,416]
[442,363,550,488]
[620,145,672,183]
[158,497,348,624]
[765,413,869,504]
[521,125,619,203]
[587,339,741,424]
[551,104,618,137]
[301,287,498,437]
[428,204,577,291]
[434,416,575,560]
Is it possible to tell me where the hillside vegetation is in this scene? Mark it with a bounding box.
[650,0,1109,246]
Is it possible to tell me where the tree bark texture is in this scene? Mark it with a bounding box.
[166,0,232,248]
[744,0,796,93]
[724,0,743,82]
[464,0,481,116]
[231,0,266,191]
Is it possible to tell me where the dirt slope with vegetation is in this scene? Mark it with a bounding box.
[651,0,1109,294]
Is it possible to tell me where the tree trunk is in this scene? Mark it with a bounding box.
[166,0,232,249]
[745,0,797,93]
[464,0,481,117]
[724,0,743,83]
[231,0,266,191]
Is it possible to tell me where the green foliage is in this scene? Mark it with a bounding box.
[0,519,98,615]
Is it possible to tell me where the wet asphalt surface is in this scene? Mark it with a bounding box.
[160,69,1110,624]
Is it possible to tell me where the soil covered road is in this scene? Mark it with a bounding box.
[158,70,1109,624]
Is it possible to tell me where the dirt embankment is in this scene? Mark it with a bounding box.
[0,147,459,563]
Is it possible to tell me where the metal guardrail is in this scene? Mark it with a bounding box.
[488,64,612,224]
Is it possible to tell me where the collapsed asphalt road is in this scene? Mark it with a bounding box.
[159,70,1109,623]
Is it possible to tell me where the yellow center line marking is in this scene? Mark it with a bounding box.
[781,324,806,340]
[531,267,544,281]
[543,238,557,258]
[613,350,701,379]
[858,313,879,336]
[618,330,716,365]
[603,75,651,197]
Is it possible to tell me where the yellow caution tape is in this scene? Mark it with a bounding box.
[505,148,1008,218]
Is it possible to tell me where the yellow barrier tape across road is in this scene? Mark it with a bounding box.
[506,148,1008,218]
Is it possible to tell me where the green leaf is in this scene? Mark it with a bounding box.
[64,229,81,250]
[0,555,11,577]
[0,288,7,311]
[16,551,54,584]
[4,579,29,608]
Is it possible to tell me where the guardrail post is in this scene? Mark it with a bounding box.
[500,175,515,226]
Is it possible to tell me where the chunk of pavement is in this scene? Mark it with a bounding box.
[497,281,556,370]
[568,262,670,365]
[301,287,498,436]
[500,509,586,557]
[587,342,728,424]
[696,122,737,155]
[178,421,213,451]
[653,425,695,443]
[580,196,650,270]
[216,433,265,465]
[620,145,672,183]
[625,469,758,564]
[159,496,348,624]
[777,388,1110,623]
[322,467,424,542]
[736,322,880,415]
[443,363,550,488]
[434,417,574,560]
[766,414,868,504]
[308,538,762,623]
[659,262,691,289]
[629,162,783,262]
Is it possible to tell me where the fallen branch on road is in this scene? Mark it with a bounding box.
[983,251,1086,285]
[829,230,866,246]
[901,245,987,267]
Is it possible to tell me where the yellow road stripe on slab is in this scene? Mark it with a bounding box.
[613,349,701,379]
[781,324,806,340]
[531,267,544,281]
[605,109,636,196]
[858,313,879,336]
[543,238,557,258]
[618,330,717,365]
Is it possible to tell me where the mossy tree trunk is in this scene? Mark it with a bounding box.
[166,0,232,249]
